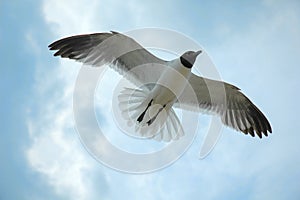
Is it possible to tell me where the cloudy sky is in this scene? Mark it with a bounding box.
[1,0,300,199]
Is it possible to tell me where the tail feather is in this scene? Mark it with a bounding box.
[118,86,185,142]
[152,108,184,142]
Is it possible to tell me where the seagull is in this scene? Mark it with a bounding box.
[49,31,272,141]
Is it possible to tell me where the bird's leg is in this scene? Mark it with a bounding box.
[146,104,166,126]
[137,99,153,123]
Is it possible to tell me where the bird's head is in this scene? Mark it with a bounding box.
[180,50,202,68]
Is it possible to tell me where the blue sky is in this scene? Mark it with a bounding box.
[1,0,300,199]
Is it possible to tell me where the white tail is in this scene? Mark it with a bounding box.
[118,86,185,142]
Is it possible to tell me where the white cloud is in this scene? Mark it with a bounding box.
[27,126,93,199]
[26,0,150,199]
[42,0,100,35]
[25,0,111,199]
[25,57,101,199]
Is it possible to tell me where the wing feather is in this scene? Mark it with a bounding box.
[49,31,166,87]
[176,73,272,138]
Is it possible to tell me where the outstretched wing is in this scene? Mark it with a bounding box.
[176,73,272,138]
[48,31,167,86]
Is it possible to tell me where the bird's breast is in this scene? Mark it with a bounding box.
[152,59,191,105]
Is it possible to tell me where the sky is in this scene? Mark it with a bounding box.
[1,0,300,199]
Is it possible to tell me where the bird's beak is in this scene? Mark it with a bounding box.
[195,50,202,57]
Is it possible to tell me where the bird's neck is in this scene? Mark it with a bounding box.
[170,58,192,76]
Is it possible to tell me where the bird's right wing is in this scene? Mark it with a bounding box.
[48,31,167,87]
[176,73,272,138]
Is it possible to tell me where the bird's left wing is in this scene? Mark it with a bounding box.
[48,31,167,86]
[176,73,272,138]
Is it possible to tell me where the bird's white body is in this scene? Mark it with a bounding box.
[151,58,192,107]
[133,59,192,138]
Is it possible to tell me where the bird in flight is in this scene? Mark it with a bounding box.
[49,31,272,141]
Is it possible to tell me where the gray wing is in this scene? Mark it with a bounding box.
[177,73,272,138]
[48,31,167,86]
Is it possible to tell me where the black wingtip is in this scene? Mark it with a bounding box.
[268,123,273,134]
[248,101,272,138]
[53,51,61,57]
[48,42,55,50]
[256,130,262,139]
[48,40,63,51]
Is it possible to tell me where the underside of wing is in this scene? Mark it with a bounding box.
[176,73,272,138]
[49,31,167,87]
